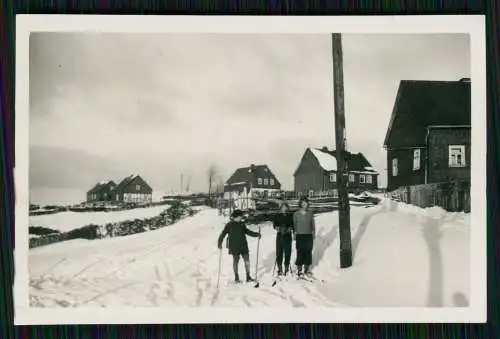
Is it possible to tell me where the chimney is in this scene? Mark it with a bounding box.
[321,146,329,152]
[459,77,471,83]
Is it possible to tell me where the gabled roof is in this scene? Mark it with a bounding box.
[325,149,378,173]
[383,79,471,149]
[112,174,152,193]
[87,180,116,194]
[298,148,378,175]
[309,148,337,171]
[225,165,281,186]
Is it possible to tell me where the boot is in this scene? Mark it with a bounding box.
[277,265,283,276]
[296,265,303,277]
[304,265,312,276]
[234,273,241,283]
[246,273,255,282]
[284,266,290,276]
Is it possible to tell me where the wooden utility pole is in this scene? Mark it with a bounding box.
[331,33,353,268]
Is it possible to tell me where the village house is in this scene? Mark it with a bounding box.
[110,174,153,204]
[293,147,379,196]
[86,180,117,202]
[224,164,282,207]
[383,78,471,191]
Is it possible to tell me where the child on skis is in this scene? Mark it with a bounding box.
[293,197,316,277]
[272,202,294,276]
[217,209,261,283]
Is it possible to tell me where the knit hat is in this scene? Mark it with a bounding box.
[231,209,244,218]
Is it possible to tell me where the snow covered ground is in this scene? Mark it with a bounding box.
[29,198,470,308]
[29,205,169,233]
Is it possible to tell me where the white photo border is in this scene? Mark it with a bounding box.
[14,14,487,324]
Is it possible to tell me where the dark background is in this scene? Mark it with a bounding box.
[1,1,497,338]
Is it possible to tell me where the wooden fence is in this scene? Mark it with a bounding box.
[390,181,470,213]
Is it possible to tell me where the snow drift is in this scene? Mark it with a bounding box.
[29,199,470,308]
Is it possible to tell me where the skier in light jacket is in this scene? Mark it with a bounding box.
[293,197,316,277]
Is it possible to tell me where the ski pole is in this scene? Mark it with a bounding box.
[216,248,222,289]
[254,226,262,288]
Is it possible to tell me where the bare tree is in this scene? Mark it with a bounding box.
[185,175,192,193]
[207,164,218,196]
[214,175,225,195]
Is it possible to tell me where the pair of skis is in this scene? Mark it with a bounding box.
[271,272,321,286]
[224,272,322,288]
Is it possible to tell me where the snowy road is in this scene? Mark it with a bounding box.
[29,199,470,308]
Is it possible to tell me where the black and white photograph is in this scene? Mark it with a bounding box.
[14,15,486,324]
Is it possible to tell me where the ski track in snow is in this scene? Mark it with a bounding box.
[29,200,470,308]
[29,207,345,308]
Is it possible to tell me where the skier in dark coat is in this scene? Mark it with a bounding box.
[272,202,294,276]
[217,209,261,283]
[293,196,316,277]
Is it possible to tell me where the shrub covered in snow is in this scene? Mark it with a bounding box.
[29,226,60,236]
[165,200,184,223]
[29,203,199,249]
[66,224,101,240]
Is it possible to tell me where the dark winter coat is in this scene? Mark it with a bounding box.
[272,212,294,235]
[217,220,260,255]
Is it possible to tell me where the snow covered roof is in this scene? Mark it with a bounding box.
[99,180,115,185]
[113,174,152,194]
[363,166,379,173]
[87,180,117,194]
[294,148,378,176]
[225,165,281,188]
[309,148,337,171]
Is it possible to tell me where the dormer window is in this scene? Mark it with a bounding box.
[258,178,263,185]
[264,179,269,185]
[136,185,141,191]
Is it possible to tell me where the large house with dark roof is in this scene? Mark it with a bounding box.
[110,174,153,204]
[86,180,117,202]
[293,147,379,196]
[224,164,282,202]
[383,78,471,191]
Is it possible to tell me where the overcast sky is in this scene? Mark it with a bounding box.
[29,33,470,205]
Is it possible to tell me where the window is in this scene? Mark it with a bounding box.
[366,175,372,184]
[329,173,336,182]
[392,158,398,176]
[308,190,314,198]
[258,178,263,185]
[359,175,366,184]
[270,178,275,185]
[413,149,421,170]
[349,174,355,183]
[449,145,466,167]
[136,185,141,191]
[264,178,269,185]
